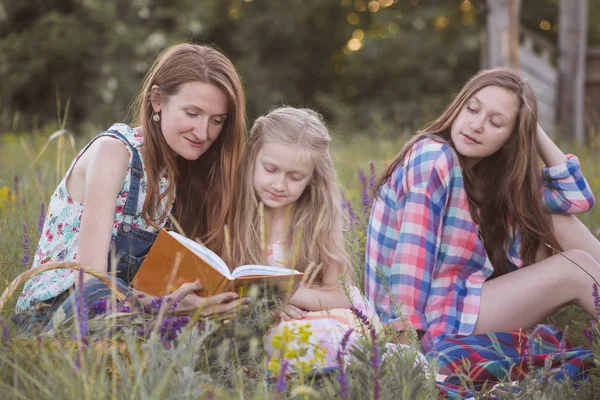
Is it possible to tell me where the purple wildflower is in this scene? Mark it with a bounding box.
[88,298,109,316]
[583,327,595,346]
[526,325,544,373]
[13,175,19,198]
[168,297,181,311]
[21,222,30,268]
[358,169,366,188]
[336,328,354,399]
[358,170,371,217]
[144,296,180,314]
[369,162,376,192]
[275,359,289,393]
[147,296,164,311]
[593,283,600,319]
[341,193,357,226]
[0,318,10,349]
[558,325,569,363]
[350,306,379,399]
[72,268,89,370]
[38,202,46,233]
[159,315,190,341]
[117,304,132,313]
[75,268,89,344]
[36,167,43,184]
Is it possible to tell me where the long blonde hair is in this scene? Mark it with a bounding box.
[230,107,349,285]
[131,43,246,255]
[374,67,561,277]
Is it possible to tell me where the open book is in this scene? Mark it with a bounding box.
[131,229,303,301]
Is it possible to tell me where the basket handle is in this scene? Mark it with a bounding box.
[0,262,127,314]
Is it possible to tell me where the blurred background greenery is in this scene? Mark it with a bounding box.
[1,0,599,137]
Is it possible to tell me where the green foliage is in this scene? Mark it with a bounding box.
[2,1,600,134]
[0,0,485,133]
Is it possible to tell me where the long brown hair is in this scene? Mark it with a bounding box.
[131,43,246,254]
[229,107,350,285]
[374,67,560,277]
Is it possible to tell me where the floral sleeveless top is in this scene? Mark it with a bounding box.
[16,123,174,313]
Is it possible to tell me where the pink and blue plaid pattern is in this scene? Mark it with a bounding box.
[365,138,595,351]
[431,325,593,399]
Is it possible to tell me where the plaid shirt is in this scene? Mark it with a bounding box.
[365,137,595,351]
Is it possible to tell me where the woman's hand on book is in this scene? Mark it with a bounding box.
[167,280,250,316]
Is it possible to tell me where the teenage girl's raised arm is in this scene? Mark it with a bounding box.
[536,124,595,214]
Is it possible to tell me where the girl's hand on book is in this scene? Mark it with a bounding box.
[278,304,307,321]
[168,280,250,316]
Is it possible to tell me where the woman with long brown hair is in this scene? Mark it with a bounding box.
[13,43,249,331]
[365,67,600,354]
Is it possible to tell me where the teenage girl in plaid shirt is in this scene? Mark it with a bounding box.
[365,67,600,353]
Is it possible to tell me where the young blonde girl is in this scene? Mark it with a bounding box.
[230,107,380,369]
[13,43,249,331]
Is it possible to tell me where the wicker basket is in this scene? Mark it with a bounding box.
[0,261,127,314]
[2,262,133,378]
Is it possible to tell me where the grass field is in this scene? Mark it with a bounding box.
[0,125,599,399]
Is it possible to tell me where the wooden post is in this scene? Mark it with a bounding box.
[558,0,588,144]
[485,0,521,68]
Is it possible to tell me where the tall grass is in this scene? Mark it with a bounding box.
[1,126,599,399]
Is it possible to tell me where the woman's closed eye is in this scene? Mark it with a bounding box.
[210,117,226,126]
[490,119,502,128]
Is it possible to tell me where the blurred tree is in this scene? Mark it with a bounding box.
[0,0,598,135]
[0,0,110,129]
[222,0,354,119]
[325,0,483,135]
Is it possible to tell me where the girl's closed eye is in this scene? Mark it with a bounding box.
[263,164,276,173]
[289,173,305,182]
[490,119,502,128]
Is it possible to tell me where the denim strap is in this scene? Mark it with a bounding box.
[103,130,143,222]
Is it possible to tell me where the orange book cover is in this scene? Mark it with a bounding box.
[131,229,303,301]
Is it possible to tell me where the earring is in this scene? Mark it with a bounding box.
[152,113,160,122]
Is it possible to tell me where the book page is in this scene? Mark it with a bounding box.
[231,264,301,279]
[168,231,232,278]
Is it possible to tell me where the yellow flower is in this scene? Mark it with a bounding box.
[0,186,16,210]
[267,322,327,382]
[267,357,281,376]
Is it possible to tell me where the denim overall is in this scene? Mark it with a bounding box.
[13,130,159,332]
